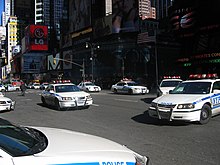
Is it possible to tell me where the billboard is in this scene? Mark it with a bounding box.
[69,0,91,33]
[48,53,61,71]
[21,53,47,73]
[63,50,72,70]
[112,0,139,33]
[93,16,112,38]
[169,0,220,37]
[25,25,48,51]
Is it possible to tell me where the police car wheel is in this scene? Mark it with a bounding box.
[41,96,46,105]
[55,99,62,111]
[113,89,117,93]
[128,89,133,94]
[199,104,211,124]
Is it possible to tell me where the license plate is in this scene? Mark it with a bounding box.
[159,111,170,119]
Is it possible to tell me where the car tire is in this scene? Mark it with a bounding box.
[41,96,46,105]
[113,89,117,93]
[55,99,62,111]
[128,89,133,94]
[199,104,212,124]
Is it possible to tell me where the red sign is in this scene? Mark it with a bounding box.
[25,25,48,51]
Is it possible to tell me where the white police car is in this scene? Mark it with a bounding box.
[0,118,149,165]
[111,79,149,95]
[41,83,93,110]
[78,81,101,92]
[0,93,15,111]
[149,76,220,124]
[159,77,182,95]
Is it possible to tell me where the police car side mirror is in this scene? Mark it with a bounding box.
[213,89,220,94]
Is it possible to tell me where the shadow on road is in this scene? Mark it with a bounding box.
[131,110,190,126]
[37,103,89,111]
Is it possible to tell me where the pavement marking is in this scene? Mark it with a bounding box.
[114,98,138,103]
[92,104,99,106]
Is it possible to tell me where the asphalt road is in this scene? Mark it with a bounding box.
[1,89,220,165]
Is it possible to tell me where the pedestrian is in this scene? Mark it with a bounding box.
[20,82,26,96]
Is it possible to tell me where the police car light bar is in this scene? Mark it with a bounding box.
[53,80,71,84]
[163,76,181,79]
[189,73,218,79]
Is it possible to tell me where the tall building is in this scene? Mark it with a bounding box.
[2,0,11,27]
[13,0,35,45]
[139,0,156,19]
[4,16,18,78]
[35,0,64,52]
[151,0,173,20]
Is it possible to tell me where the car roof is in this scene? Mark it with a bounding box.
[51,83,75,86]
[183,79,220,83]
[119,80,136,83]
[161,79,182,81]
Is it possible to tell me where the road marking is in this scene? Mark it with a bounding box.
[114,98,138,103]
[92,104,99,106]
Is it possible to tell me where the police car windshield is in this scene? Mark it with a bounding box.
[170,82,211,94]
[160,80,182,87]
[55,85,81,93]
[85,82,95,86]
[127,82,138,86]
[0,118,47,157]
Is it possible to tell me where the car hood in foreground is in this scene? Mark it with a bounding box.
[33,127,133,157]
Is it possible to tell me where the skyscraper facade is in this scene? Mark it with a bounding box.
[35,0,64,52]
[139,0,156,19]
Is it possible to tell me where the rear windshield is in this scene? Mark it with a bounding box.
[160,80,182,87]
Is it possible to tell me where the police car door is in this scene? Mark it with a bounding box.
[118,82,125,93]
[212,81,220,115]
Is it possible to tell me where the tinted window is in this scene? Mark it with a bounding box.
[0,119,47,156]
[160,80,182,87]
[171,82,211,94]
[55,85,81,93]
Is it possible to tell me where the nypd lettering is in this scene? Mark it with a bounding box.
[212,96,220,105]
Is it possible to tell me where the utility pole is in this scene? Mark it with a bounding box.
[85,42,100,83]
[54,58,85,82]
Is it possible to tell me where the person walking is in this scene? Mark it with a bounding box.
[20,82,26,96]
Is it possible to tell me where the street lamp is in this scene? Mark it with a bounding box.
[85,42,100,82]
[54,57,85,82]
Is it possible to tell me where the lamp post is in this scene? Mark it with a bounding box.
[85,42,99,82]
[54,57,85,82]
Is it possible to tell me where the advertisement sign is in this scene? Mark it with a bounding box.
[112,0,139,33]
[69,0,91,33]
[25,25,48,51]
[21,53,46,73]
[63,50,72,70]
[48,53,61,70]
[93,16,112,38]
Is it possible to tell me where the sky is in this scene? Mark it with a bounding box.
[0,0,3,25]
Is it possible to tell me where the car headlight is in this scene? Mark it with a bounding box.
[177,103,195,109]
[134,153,149,165]
[61,97,73,101]
[86,95,92,99]
[150,102,157,107]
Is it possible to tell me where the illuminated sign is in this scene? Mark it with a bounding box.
[71,27,93,38]
[25,25,48,51]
